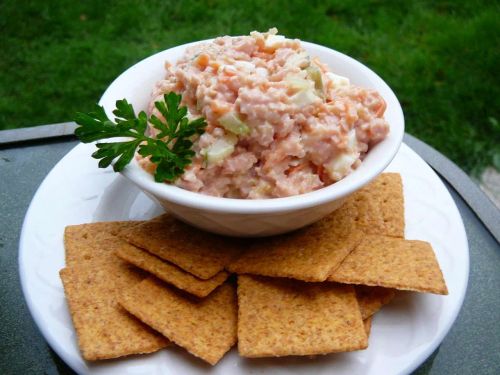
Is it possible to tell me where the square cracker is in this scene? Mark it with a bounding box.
[60,265,168,361]
[115,244,229,298]
[363,317,372,337]
[328,235,448,295]
[356,285,396,320]
[347,173,405,238]
[117,214,242,279]
[227,204,362,282]
[237,275,368,357]
[120,277,237,365]
[64,221,142,266]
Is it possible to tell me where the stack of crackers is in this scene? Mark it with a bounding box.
[60,173,448,365]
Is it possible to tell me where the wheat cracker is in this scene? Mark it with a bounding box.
[115,245,229,297]
[328,235,448,294]
[117,214,242,279]
[120,277,237,365]
[237,275,367,357]
[228,204,361,282]
[60,265,168,361]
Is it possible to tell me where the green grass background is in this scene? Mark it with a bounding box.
[1,0,499,174]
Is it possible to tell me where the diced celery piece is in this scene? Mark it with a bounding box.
[286,76,313,93]
[306,65,324,94]
[196,100,203,111]
[326,72,350,88]
[202,137,235,165]
[285,51,310,69]
[218,111,250,135]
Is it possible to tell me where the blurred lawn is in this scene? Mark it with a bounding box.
[0,0,498,174]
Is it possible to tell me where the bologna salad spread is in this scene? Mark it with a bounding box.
[141,29,389,198]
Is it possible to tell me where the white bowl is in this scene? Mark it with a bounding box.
[99,39,404,237]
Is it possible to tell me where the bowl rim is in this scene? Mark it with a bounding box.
[100,39,404,214]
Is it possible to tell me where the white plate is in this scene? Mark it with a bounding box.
[19,142,469,375]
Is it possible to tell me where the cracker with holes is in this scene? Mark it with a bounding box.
[356,285,396,320]
[115,244,229,297]
[61,222,170,360]
[64,221,142,266]
[58,170,451,366]
[116,214,242,279]
[60,265,168,361]
[120,277,237,365]
[228,203,362,282]
[328,235,448,295]
[363,317,373,337]
[346,173,405,238]
[237,275,368,357]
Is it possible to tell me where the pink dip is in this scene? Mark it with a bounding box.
[141,29,389,198]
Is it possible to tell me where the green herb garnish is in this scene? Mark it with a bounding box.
[74,92,206,182]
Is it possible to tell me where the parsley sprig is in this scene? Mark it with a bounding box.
[74,92,206,182]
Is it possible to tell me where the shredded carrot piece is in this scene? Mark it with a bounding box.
[375,98,387,117]
[196,53,210,69]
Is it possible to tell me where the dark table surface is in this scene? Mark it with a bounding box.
[0,135,499,375]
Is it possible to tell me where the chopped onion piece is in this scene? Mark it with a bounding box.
[291,89,320,107]
[285,51,310,69]
[285,76,314,93]
[265,34,286,49]
[325,152,359,181]
[326,72,350,88]
[234,61,255,71]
